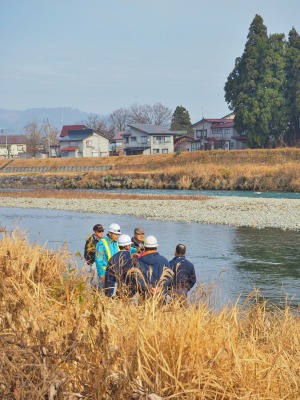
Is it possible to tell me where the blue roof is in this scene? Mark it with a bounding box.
[127,124,174,135]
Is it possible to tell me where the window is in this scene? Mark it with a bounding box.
[191,142,201,151]
[196,129,207,138]
[153,149,159,154]
[162,149,168,154]
[224,129,231,135]
[17,145,24,151]
[164,136,171,143]
[131,136,137,142]
[153,136,163,144]
[124,137,129,144]
[86,140,92,147]
[231,141,235,148]
[141,136,148,144]
[70,141,77,146]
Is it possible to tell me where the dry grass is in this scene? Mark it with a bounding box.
[2,149,300,191]
[0,189,209,201]
[1,232,300,399]
[6,148,300,169]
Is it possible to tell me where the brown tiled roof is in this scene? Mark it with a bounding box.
[0,135,27,144]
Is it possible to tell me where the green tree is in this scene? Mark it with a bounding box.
[225,15,276,148]
[170,105,193,133]
[285,27,300,145]
[261,33,287,146]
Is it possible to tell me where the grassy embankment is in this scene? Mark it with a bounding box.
[1,148,300,191]
[1,232,300,399]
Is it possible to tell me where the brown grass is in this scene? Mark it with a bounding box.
[6,148,300,169]
[1,232,300,399]
[0,189,209,201]
[2,149,300,191]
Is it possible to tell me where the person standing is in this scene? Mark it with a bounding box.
[105,234,136,297]
[169,244,196,299]
[136,235,173,296]
[95,223,122,288]
[84,224,105,266]
[131,226,145,253]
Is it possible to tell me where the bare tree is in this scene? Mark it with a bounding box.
[24,120,45,157]
[40,120,60,157]
[108,108,131,132]
[129,103,172,125]
[82,113,114,140]
[129,103,151,124]
[108,102,173,133]
[152,102,173,125]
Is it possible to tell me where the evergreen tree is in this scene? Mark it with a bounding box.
[225,15,276,148]
[170,105,193,133]
[285,27,300,145]
[261,33,287,146]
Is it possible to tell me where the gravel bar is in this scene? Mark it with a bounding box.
[0,196,299,231]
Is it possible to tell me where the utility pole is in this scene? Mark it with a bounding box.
[47,118,51,158]
[5,129,8,159]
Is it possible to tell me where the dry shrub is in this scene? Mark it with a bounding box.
[0,234,300,399]
[178,175,192,189]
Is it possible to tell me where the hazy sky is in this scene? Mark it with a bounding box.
[1,0,299,123]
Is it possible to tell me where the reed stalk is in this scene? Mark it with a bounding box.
[0,232,299,399]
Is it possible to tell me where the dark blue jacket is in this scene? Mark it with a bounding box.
[137,251,173,290]
[105,250,134,297]
[169,256,196,291]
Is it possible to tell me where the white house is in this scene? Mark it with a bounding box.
[192,114,247,150]
[122,124,175,155]
[59,125,109,157]
[0,135,27,158]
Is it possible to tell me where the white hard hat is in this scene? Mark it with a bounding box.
[118,234,132,247]
[108,223,121,235]
[144,235,158,248]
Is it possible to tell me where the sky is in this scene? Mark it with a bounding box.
[1,0,300,123]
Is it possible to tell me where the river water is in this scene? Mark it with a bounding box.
[0,206,299,308]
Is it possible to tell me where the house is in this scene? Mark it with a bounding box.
[59,125,109,157]
[109,131,124,156]
[174,135,194,152]
[0,135,27,158]
[122,124,175,155]
[192,114,247,150]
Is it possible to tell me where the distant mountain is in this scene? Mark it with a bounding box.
[0,107,103,134]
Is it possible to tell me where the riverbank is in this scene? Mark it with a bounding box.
[1,234,300,399]
[1,148,300,191]
[1,192,299,230]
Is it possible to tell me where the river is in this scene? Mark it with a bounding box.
[0,206,299,308]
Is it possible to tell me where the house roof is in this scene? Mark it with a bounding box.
[60,146,79,151]
[174,135,195,144]
[126,124,174,135]
[192,118,232,127]
[59,131,93,142]
[0,135,27,144]
[211,121,234,129]
[113,131,125,140]
[60,125,88,138]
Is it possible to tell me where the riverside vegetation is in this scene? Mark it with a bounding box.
[1,231,300,399]
[0,148,300,191]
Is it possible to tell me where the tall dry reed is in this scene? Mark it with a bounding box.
[0,232,300,399]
